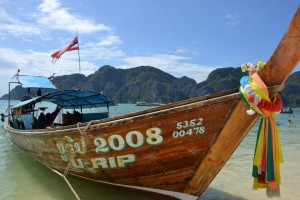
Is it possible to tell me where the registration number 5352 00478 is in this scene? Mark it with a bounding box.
[173,118,205,138]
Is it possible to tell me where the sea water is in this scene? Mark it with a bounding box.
[0,100,299,200]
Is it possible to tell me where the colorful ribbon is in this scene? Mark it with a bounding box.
[239,62,283,197]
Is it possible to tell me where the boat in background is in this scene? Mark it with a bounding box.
[136,102,166,106]
[2,6,300,200]
[281,107,293,114]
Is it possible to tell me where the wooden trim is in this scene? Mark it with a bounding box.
[6,92,240,135]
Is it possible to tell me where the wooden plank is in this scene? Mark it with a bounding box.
[184,100,257,195]
[260,5,300,87]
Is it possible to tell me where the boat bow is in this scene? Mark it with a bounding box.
[184,6,300,196]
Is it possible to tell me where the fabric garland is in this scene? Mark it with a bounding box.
[239,62,283,197]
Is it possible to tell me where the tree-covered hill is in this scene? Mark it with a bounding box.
[2,65,300,107]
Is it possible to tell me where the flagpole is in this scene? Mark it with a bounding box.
[76,28,82,89]
[77,28,81,75]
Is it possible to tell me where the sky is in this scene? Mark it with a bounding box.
[0,0,299,96]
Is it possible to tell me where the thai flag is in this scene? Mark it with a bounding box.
[51,37,79,63]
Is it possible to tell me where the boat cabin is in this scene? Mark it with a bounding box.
[6,75,116,130]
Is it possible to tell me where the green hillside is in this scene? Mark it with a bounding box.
[2,65,300,107]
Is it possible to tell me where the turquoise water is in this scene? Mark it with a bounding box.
[0,100,299,200]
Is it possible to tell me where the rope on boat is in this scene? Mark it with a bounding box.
[1,128,82,199]
[63,121,92,177]
[2,121,94,200]
[57,120,93,200]
[5,121,93,200]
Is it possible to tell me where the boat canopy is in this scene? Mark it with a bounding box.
[11,90,115,109]
[19,75,57,89]
[10,97,40,109]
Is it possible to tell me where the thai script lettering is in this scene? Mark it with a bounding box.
[56,127,163,169]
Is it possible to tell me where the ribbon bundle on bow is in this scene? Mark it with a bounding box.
[239,62,283,197]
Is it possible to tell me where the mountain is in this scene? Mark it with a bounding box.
[195,67,244,96]
[2,65,300,107]
[279,71,300,107]
[81,65,198,103]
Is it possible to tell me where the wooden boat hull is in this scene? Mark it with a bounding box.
[5,90,240,194]
[4,5,300,198]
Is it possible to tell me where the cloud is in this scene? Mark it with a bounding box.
[96,35,122,47]
[224,13,241,27]
[174,48,190,54]
[82,46,125,61]
[122,54,188,67]
[117,54,217,83]
[225,13,241,20]
[37,0,111,34]
[0,0,113,38]
[0,46,105,95]
[0,47,99,77]
[82,35,124,60]
[0,8,42,37]
[0,24,42,37]
[0,8,10,19]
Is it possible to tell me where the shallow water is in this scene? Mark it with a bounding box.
[0,100,299,200]
[201,111,300,200]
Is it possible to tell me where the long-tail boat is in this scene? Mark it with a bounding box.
[3,6,300,200]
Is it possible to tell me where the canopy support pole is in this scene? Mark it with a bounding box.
[8,81,19,116]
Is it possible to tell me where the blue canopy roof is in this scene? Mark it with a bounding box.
[11,90,116,109]
[19,75,56,89]
[10,97,40,109]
